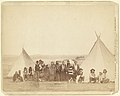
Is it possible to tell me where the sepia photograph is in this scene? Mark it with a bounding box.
[1,1,119,95]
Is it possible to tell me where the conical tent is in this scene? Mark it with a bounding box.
[7,48,35,77]
[80,35,115,82]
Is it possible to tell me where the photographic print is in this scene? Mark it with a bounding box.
[1,1,119,95]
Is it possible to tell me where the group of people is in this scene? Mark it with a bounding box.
[13,59,109,83]
[89,68,109,83]
[33,59,84,83]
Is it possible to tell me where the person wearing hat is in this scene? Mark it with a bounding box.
[102,69,109,83]
[39,59,43,64]
[89,68,96,83]
[76,68,84,83]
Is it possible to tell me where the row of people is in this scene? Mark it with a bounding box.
[90,68,109,83]
[13,59,109,83]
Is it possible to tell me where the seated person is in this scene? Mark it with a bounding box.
[13,70,23,82]
[76,68,84,83]
[18,70,23,82]
[13,71,19,82]
[89,69,96,83]
[23,67,28,81]
[28,67,33,80]
[102,69,109,83]
[97,72,103,83]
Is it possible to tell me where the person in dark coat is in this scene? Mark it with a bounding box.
[38,59,43,71]
[44,65,50,81]
[66,60,71,80]
[55,61,60,81]
[35,61,40,81]
[39,59,44,65]
[35,61,40,72]
[67,60,70,68]
[13,71,19,82]
[29,67,32,75]
[60,61,67,81]
[18,70,23,82]
[49,62,56,81]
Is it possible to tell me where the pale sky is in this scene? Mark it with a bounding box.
[2,2,117,55]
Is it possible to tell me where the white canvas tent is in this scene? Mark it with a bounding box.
[80,35,115,82]
[7,48,35,77]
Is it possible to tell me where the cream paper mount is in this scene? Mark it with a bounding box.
[1,1,119,95]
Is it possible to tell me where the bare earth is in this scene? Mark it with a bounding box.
[3,78,115,92]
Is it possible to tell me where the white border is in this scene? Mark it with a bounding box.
[0,0,119,96]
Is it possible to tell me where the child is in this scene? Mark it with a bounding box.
[98,72,103,83]
[89,69,96,83]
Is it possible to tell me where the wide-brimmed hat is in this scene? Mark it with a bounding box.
[90,68,95,72]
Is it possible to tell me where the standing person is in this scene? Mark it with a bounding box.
[38,59,43,71]
[89,69,96,83]
[73,61,79,81]
[40,62,46,81]
[60,61,67,81]
[49,62,56,81]
[35,61,40,81]
[68,66,74,83]
[55,61,60,81]
[66,60,71,80]
[67,60,70,68]
[44,65,50,81]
